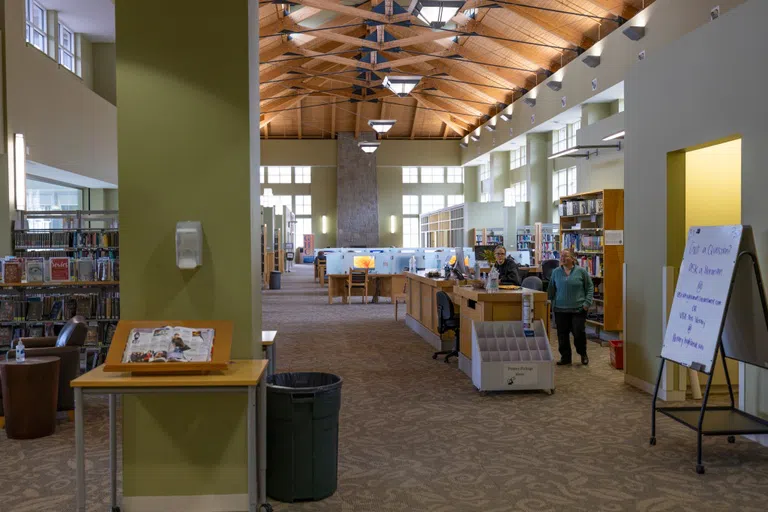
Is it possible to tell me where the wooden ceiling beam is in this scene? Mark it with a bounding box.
[409,95,466,136]
[295,46,372,70]
[355,102,362,138]
[260,95,304,129]
[499,5,595,49]
[297,98,303,139]
[377,50,454,70]
[410,102,420,139]
[581,0,639,19]
[291,0,389,23]
[380,30,456,50]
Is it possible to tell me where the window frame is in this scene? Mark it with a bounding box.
[58,22,75,73]
[402,217,419,248]
[294,195,312,215]
[511,146,527,169]
[25,0,48,54]
[267,166,292,184]
[553,167,577,201]
[447,194,464,207]
[259,167,265,184]
[402,195,419,215]
[479,165,490,181]
[294,166,311,184]
[420,194,445,214]
[402,167,419,184]
[420,167,445,184]
[446,167,464,184]
[294,217,312,249]
[504,181,527,207]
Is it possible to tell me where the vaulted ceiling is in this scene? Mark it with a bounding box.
[259,0,651,140]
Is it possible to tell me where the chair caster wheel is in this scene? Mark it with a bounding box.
[649,437,656,446]
[432,354,438,360]
[112,507,121,512]
[728,435,736,443]
[259,504,273,512]
[696,464,705,474]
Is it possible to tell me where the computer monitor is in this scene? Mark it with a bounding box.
[353,255,375,270]
[509,250,532,266]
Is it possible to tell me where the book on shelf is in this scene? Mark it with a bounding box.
[26,299,43,321]
[3,259,22,284]
[50,257,71,282]
[77,259,94,281]
[122,326,215,364]
[0,326,11,346]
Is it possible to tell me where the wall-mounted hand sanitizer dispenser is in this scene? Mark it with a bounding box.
[176,221,202,269]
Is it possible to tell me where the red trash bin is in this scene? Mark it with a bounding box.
[609,340,623,369]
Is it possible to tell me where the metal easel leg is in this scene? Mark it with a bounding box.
[650,358,665,445]
[109,394,119,511]
[696,358,717,474]
[75,388,86,512]
[248,386,257,512]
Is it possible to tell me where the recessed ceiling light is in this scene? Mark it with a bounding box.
[582,55,601,68]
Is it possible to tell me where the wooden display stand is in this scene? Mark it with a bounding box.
[103,320,233,374]
[559,189,624,332]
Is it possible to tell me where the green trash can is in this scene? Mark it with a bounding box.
[269,271,281,290]
[267,372,343,503]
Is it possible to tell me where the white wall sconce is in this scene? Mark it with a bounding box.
[322,215,328,234]
[470,134,480,142]
[546,80,562,91]
[522,97,536,107]
[14,134,26,211]
[622,25,645,41]
[390,215,396,234]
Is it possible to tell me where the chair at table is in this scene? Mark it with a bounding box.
[433,291,460,363]
[1,316,88,421]
[541,259,560,290]
[393,280,408,320]
[522,276,543,291]
[346,268,369,304]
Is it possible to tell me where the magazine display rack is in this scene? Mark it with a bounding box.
[103,320,233,374]
[471,320,555,394]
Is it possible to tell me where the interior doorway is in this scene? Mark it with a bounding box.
[667,137,742,396]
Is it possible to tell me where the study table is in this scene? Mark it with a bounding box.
[453,285,549,376]
[327,273,406,304]
[71,359,269,512]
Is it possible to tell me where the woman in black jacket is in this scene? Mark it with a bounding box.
[492,246,521,286]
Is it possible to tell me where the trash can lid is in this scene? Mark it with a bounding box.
[268,372,343,393]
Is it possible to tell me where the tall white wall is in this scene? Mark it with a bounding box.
[624,0,768,422]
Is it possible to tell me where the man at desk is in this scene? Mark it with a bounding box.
[492,245,521,286]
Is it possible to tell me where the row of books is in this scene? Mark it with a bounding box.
[575,255,603,278]
[559,198,604,216]
[0,291,121,322]
[14,230,119,249]
[0,322,117,348]
[0,257,119,283]
[562,234,603,252]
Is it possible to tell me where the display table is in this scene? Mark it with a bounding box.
[70,359,269,512]
[453,286,549,376]
[327,273,406,304]
[0,356,60,439]
[404,272,460,351]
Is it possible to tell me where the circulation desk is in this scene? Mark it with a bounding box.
[452,286,550,376]
[404,272,459,352]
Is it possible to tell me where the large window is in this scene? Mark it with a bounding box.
[59,23,75,73]
[260,167,265,184]
[267,166,291,184]
[421,167,444,184]
[511,146,527,169]
[421,195,444,214]
[402,167,418,184]
[25,0,47,53]
[403,195,419,215]
[294,218,312,249]
[553,122,581,154]
[479,165,490,181]
[447,194,464,207]
[403,217,419,248]
[295,166,311,184]
[261,193,292,210]
[294,195,311,215]
[480,193,490,203]
[447,167,464,184]
[504,181,527,207]
[553,167,577,200]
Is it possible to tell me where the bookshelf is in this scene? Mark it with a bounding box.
[469,228,504,246]
[534,223,560,266]
[516,225,533,251]
[13,210,119,259]
[558,189,624,332]
[420,205,464,248]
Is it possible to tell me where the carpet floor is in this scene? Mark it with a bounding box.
[2,264,768,511]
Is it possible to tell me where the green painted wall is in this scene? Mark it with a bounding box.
[116,0,256,498]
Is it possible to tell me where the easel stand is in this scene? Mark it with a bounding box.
[650,251,768,474]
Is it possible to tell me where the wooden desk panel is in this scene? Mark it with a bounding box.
[327,274,406,304]
[404,272,458,340]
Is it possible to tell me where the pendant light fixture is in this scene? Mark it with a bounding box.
[368,120,397,134]
[413,1,465,28]
[359,141,381,154]
[383,76,421,97]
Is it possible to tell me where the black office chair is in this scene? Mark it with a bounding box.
[521,276,543,291]
[433,291,460,363]
[541,259,560,291]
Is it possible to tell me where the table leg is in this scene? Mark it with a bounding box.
[248,386,257,512]
[75,387,86,512]
[109,394,119,511]
[258,380,267,506]
[267,345,275,377]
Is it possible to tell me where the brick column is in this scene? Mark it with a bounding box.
[336,132,379,247]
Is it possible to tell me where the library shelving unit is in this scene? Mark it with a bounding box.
[469,228,504,246]
[420,205,464,248]
[558,189,624,332]
[535,223,560,266]
[516,226,534,252]
[13,210,119,259]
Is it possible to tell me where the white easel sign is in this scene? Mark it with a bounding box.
[661,225,743,373]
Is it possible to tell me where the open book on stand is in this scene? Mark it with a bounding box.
[122,326,215,363]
